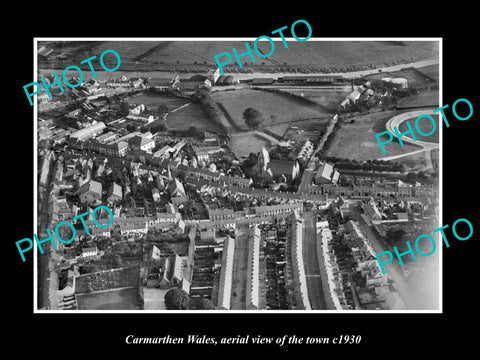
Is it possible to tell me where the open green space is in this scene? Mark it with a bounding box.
[278,88,351,112]
[397,90,439,109]
[416,64,440,82]
[229,132,271,158]
[393,151,428,171]
[125,92,223,133]
[165,103,222,133]
[326,111,422,161]
[398,114,439,143]
[76,287,140,310]
[211,89,329,131]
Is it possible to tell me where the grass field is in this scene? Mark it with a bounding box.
[165,103,222,132]
[417,64,440,82]
[76,287,140,310]
[326,111,423,161]
[262,123,292,139]
[125,92,223,133]
[398,114,439,143]
[229,132,271,158]
[274,88,351,112]
[397,90,439,109]
[393,151,428,171]
[211,89,330,131]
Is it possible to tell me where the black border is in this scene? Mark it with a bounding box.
[7,6,478,355]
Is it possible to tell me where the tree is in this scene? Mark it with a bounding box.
[243,107,264,130]
[119,102,130,115]
[164,288,190,310]
[157,104,168,114]
[150,123,167,133]
[187,298,215,310]
[187,126,200,138]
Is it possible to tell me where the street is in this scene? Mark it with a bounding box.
[301,211,327,310]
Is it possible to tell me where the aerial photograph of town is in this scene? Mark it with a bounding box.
[35,39,440,311]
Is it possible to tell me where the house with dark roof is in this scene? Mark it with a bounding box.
[269,159,300,181]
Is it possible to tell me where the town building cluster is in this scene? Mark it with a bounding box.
[36,62,439,312]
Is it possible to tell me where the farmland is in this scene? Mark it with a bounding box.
[211,89,331,131]
[325,111,423,161]
[38,40,439,73]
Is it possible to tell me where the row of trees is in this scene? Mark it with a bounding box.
[320,119,343,152]
[329,158,408,173]
[191,89,228,135]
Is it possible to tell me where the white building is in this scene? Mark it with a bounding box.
[81,246,98,258]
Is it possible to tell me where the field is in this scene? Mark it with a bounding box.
[39,40,439,71]
[211,89,330,131]
[326,111,423,161]
[125,92,224,133]
[398,114,439,143]
[397,90,439,109]
[393,151,428,171]
[165,103,222,132]
[143,287,168,310]
[76,287,140,310]
[263,123,292,139]
[417,64,440,82]
[229,132,271,158]
[274,88,351,112]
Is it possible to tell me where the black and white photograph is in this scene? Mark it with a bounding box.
[32,38,441,312]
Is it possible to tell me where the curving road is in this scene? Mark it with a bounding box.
[379,109,439,165]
